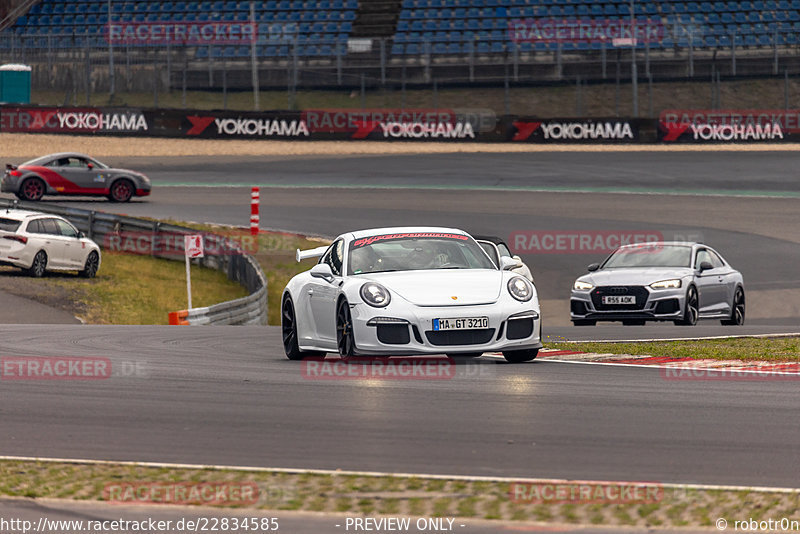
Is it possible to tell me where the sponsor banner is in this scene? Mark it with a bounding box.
[659,109,797,142]
[106,21,257,46]
[0,106,150,134]
[509,482,663,504]
[508,18,665,44]
[301,108,495,140]
[180,111,309,139]
[505,117,641,143]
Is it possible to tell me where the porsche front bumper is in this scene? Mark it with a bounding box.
[350,303,542,356]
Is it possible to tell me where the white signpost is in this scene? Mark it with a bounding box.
[184,235,204,309]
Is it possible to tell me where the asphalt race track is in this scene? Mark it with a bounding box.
[29,150,800,327]
[1,151,800,495]
[2,324,800,488]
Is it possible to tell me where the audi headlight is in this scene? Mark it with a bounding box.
[573,280,594,291]
[507,277,533,302]
[360,282,391,307]
[650,279,682,289]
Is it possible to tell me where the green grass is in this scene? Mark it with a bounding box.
[546,337,800,362]
[64,252,249,324]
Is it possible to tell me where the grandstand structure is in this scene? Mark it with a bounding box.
[0,0,799,96]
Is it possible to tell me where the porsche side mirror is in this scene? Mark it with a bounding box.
[310,263,335,282]
[500,256,517,270]
[699,261,713,272]
[587,263,600,272]
[87,163,94,170]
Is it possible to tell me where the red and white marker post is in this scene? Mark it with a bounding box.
[250,187,260,236]
[184,235,205,309]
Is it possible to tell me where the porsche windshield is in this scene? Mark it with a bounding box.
[602,244,692,268]
[348,233,495,275]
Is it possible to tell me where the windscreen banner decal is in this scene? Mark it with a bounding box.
[352,233,469,248]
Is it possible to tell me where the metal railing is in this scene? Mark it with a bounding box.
[0,198,268,326]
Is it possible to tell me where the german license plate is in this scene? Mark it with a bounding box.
[602,295,636,305]
[433,317,489,331]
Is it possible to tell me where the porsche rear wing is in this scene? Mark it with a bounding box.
[296,245,329,263]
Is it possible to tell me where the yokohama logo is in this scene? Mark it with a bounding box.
[215,118,309,137]
[541,121,633,140]
[379,122,475,139]
[56,112,148,132]
[689,123,784,141]
[185,115,309,137]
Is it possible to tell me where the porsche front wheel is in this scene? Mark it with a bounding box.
[282,295,323,360]
[336,298,356,359]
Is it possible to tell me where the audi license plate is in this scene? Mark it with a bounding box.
[602,295,636,305]
[433,317,489,331]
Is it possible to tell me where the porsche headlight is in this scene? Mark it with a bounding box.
[507,277,533,302]
[360,282,391,307]
[573,280,594,291]
[650,279,682,289]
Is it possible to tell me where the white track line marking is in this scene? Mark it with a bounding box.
[540,358,800,376]
[0,455,798,493]
[559,332,800,343]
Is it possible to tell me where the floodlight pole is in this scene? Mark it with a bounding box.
[108,0,115,99]
[250,0,260,110]
[630,0,638,116]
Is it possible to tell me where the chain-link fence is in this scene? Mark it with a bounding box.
[1,27,799,116]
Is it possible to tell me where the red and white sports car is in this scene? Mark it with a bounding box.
[2,152,151,202]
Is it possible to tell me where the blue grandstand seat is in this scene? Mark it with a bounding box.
[406,43,420,54]
[477,41,489,53]
[392,43,404,55]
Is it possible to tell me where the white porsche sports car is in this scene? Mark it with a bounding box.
[281,227,543,363]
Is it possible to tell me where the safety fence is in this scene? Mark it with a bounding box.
[0,198,268,325]
[0,104,796,142]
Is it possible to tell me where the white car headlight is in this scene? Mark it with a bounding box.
[650,279,682,289]
[573,280,594,291]
[360,282,391,307]
[507,276,533,302]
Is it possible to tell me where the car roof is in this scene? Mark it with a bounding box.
[618,241,702,248]
[0,208,59,220]
[23,152,92,165]
[346,226,469,240]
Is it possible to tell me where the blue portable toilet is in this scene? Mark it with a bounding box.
[0,64,32,104]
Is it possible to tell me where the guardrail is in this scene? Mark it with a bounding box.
[0,198,267,326]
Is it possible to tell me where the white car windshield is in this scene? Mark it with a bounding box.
[348,233,495,275]
[602,244,692,268]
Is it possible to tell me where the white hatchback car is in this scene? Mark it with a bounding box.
[0,209,101,278]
